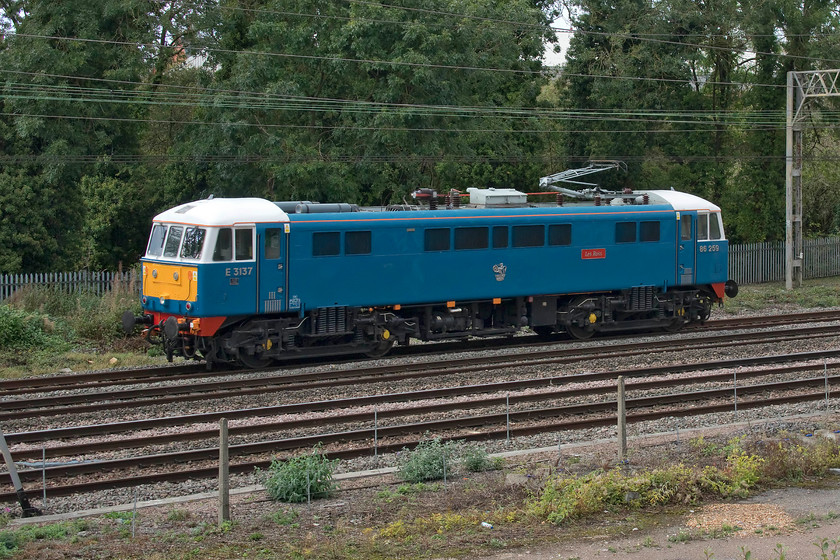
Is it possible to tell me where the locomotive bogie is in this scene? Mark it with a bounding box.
[126,190,737,367]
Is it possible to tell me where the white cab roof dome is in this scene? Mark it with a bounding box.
[154,198,289,226]
[647,190,721,212]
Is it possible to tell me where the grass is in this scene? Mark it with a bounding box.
[719,277,840,314]
[1,276,839,377]
[0,283,154,376]
[0,520,88,557]
[9,429,840,558]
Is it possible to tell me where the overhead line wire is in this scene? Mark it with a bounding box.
[0,31,808,89]
[1,111,808,132]
[1,83,798,125]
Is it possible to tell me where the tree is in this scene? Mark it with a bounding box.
[0,0,154,271]
[171,0,556,204]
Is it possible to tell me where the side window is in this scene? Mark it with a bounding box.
[512,225,544,247]
[180,227,206,259]
[492,226,508,249]
[265,228,282,259]
[235,229,254,260]
[346,231,372,255]
[710,214,723,240]
[163,225,184,257]
[615,222,636,243]
[548,224,571,246]
[680,215,692,241]
[146,224,167,257]
[425,228,450,251]
[454,227,488,250]
[697,214,709,241]
[213,228,233,261]
[640,221,660,242]
[313,232,340,256]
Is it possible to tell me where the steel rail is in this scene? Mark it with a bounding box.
[2,327,839,422]
[2,310,839,396]
[0,380,834,502]
[8,359,840,460]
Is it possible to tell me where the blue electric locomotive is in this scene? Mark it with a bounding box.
[124,188,738,367]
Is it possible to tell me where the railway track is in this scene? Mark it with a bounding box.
[2,350,839,502]
[2,310,839,396]
[1,323,838,422]
[2,310,839,507]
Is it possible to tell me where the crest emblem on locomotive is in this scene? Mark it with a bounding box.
[493,263,507,282]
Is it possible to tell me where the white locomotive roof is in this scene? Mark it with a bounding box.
[154,198,289,226]
[646,190,721,212]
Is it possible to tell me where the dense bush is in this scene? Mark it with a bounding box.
[397,439,458,483]
[9,285,140,343]
[264,449,338,503]
[0,305,63,350]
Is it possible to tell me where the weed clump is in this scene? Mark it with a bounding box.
[264,448,338,503]
[397,438,457,483]
[528,440,765,525]
[463,446,504,473]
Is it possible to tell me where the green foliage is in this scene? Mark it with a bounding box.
[264,448,339,503]
[8,284,140,343]
[269,508,300,527]
[528,450,766,526]
[0,305,65,350]
[166,509,191,523]
[0,520,87,558]
[397,438,456,483]
[463,446,503,472]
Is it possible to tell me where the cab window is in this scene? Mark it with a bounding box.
[697,214,709,241]
[235,229,254,260]
[213,228,233,261]
[265,228,282,259]
[710,214,723,240]
[680,215,692,241]
[163,226,184,257]
[180,227,206,259]
[146,224,167,257]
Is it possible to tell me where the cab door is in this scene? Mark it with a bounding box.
[259,225,288,313]
[677,213,696,286]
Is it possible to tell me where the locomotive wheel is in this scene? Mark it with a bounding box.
[662,317,684,333]
[237,352,273,369]
[364,339,395,359]
[565,296,597,340]
[566,322,595,340]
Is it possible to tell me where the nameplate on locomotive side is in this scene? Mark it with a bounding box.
[581,248,606,260]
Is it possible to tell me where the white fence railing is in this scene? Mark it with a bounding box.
[728,236,840,285]
[0,237,837,301]
[0,270,137,301]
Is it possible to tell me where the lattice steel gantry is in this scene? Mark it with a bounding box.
[786,69,840,289]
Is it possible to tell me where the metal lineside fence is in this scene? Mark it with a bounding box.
[0,237,838,302]
[728,236,840,285]
[0,270,137,302]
